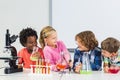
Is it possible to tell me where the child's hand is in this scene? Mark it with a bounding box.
[68,60,73,68]
[103,63,109,73]
[31,46,41,58]
[104,66,109,73]
[104,65,119,73]
[75,63,82,73]
[18,64,23,68]
[31,52,40,58]
[108,65,119,73]
[30,52,41,61]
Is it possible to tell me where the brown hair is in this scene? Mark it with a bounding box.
[39,26,56,49]
[75,30,98,50]
[101,37,120,53]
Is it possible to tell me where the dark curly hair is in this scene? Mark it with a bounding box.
[19,27,38,47]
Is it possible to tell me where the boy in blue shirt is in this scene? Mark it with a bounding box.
[73,31,102,73]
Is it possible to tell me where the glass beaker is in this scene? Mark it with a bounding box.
[30,46,39,61]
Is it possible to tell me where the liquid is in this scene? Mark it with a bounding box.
[56,64,66,70]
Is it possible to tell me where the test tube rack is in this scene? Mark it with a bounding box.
[30,59,51,75]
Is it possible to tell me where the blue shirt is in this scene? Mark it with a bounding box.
[73,47,102,71]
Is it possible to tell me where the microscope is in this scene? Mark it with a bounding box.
[0,29,23,74]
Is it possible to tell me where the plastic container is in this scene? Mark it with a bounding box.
[108,68,119,74]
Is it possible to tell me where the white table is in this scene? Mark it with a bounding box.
[0,68,120,80]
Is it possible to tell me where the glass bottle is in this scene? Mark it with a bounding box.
[80,52,92,74]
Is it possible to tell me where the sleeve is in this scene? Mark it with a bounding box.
[43,48,58,71]
[59,41,71,63]
[17,50,23,64]
[73,48,80,71]
[91,51,102,70]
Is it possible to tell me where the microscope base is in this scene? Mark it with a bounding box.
[4,67,23,74]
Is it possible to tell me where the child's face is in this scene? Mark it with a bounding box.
[102,50,118,58]
[76,38,88,51]
[25,36,37,53]
[45,31,57,48]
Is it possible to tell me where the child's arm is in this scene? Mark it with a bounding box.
[63,50,71,65]
[43,49,58,71]
[73,48,82,73]
[103,57,110,73]
[17,51,23,68]
[91,52,102,70]
[60,41,71,63]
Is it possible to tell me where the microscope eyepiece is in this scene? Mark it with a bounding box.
[5,29,18,47]
[6,29,10,46]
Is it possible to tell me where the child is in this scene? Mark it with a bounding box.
[73,30,102,73]
[39,26,71,71]
[101,37,120,73]
[17,27,44,68]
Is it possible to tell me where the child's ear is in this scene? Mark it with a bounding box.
[44,38,47,44]
[24,43,27,47]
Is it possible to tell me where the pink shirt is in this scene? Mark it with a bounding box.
[43,41,71,71]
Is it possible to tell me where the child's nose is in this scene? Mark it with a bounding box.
[112,53,115,56]
[33,42,37,46]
